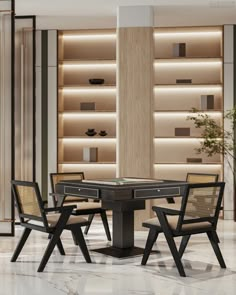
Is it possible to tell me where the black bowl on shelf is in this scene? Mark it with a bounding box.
[99,130,108,137]
[89,78,105,85]
[85,128,97,136]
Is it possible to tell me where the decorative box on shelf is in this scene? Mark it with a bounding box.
[200,95,214,110]
[186,158,202,163]
[80,102,96,111]
[173,43,186,57]
[83,147,98,162]
[175,127,190,136]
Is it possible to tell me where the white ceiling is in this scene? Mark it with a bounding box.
[15,0,236,16]
[15,0,236,29]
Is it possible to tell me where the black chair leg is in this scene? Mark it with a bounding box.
[71,227,91,263]
[84,214,95,235]
[179,235,191,258]
[141,228,159,265]
[100,210,111,241]
[211,230,220,243]
[164,234,186,277]
[38,226,66,272]
[207,231,226,268]
[71,232,79,246]
[57,238,65,255]
[11,228,32,262]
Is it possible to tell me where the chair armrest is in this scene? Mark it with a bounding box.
[152,205,181,216]
[44,205,76,213]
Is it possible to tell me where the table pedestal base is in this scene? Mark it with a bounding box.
[92,246,145,258]
[92,246,159,258]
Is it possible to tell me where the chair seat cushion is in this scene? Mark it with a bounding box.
[47,214,88,227]
[143,216,212,231]
[28,214,88,228]
[64,202,101,210]
[64,196,88,202]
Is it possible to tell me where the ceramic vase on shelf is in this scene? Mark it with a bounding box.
[85,128,97,136]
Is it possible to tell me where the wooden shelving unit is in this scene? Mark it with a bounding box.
[153,26,224,180]
[58,30,117,178]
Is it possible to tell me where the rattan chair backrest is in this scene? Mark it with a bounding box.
[50,172,84,193]
[177,182,225,232]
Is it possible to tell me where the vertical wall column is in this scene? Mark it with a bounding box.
[0,0,14,235]
[223,25,235,220]
[15,16,36,182]
[117,6,154,229]
[36,30,57,200]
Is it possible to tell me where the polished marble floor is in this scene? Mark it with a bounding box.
[0,218,236,295]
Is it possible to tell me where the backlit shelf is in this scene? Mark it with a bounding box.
[155,56,223,60]
[154,110,222,113]
[62,33,116,40]
[154,29,222,38]
[59,161,116,164]
[154,84,222,88]
[154,111,222,116]
[60,85,116,93]
[154,57,222,66]
[59,60,116,68]
[59,137,116,141]
[59,58,116,62]
[154,163,222,166]
[154,137,207,139]
[59,110,116,114]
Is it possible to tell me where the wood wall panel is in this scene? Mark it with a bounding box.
[117,27,154,229]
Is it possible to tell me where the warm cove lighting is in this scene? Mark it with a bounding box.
[62,87,116,94]
[60,164,117,168]
[62,112,116,119]
[154,61,222,67]
[154,31,222,37]
[62,63,116,69]
[154,138,222,143]
[154,164,222,167]
[61,138,116,143]
[154,111,222,117]
[63,34,116,40]
[154,85,222,92]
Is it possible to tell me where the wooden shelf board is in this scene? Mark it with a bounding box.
[154,110,222,113]
[154,163,222,165]
[59,59,116,64]
[59,136,116,139]
[154,136,204,139]
[154,57,222,62]
[154,83,222,87]
[60,85,116,89]
[154,56,223,60]
[59,110,116,114]
[58,162,117,165]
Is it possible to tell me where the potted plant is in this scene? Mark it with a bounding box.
[188,107,236,220]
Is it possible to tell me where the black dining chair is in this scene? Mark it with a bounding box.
[50,172,111,241]
[141,182,226,277]
[11,180,91,272]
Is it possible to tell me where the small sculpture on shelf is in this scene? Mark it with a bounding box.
[85,128,97,136]
[99,130,107,136]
